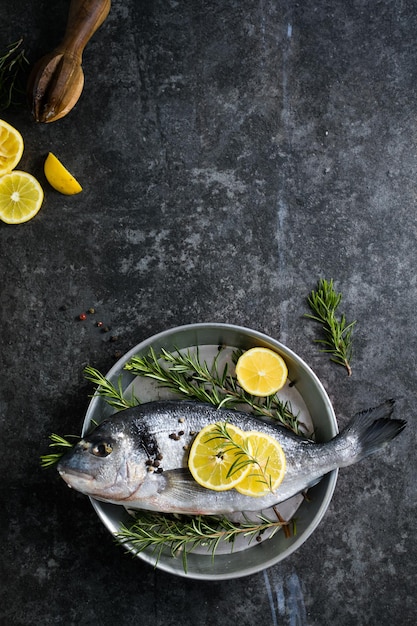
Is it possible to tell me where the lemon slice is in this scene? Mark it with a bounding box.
[0,119,24,176]
[235,347,288,397]
[44,152,82,195]
[235,431,286,497]
[0,171,44,224]
[188,422,252,491]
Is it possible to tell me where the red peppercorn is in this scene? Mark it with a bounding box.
[79,312,87,320]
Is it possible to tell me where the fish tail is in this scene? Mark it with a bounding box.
[339,399,406,463]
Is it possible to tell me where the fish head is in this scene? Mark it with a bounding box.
[57,417,150,502]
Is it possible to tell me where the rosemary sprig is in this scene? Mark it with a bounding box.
[84,365,139,410]
[116,511,290,573]
[0,38,28,109]
[125,347,300,433]
[124,347,226,405]
[304,278,356,376]
[40,433,78,468]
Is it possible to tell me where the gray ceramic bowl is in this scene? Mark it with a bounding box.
[83,323,338,580]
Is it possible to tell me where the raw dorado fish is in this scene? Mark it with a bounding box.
[57,399,405,515]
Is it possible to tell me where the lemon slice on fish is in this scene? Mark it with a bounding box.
[234,431,286,497]
[188,422,252,491]
[235,347,288,397]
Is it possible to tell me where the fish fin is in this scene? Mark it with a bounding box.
[340,399,406,461]
[153,467,230,513]
[162,468,213,499]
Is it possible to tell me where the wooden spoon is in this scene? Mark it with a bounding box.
[27,0,111,123]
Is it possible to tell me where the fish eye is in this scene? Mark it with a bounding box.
[91,442,113,457]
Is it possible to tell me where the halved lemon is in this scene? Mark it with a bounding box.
[188,422,252,491]
[0,119,24,176]
[44,152,82,195]
[235,431,286,497]
[235,347,288,397]
[0,171,44,224]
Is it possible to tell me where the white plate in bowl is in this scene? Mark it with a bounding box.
[83,323,338,580]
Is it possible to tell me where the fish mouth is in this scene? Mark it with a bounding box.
[57,464,95,485]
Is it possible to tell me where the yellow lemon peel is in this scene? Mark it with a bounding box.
[44,152,82,195]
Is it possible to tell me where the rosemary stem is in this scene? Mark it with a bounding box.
[304,278,355,376]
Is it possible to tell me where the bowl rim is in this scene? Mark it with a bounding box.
[83,322,339,579]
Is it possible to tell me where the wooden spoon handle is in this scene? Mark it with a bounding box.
[57,0,111,60]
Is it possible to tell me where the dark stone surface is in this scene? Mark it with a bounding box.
[1,1,416,624]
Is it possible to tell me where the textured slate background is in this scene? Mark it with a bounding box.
[1,1,416,624]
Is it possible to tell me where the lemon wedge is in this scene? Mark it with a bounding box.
[44,152,82,195]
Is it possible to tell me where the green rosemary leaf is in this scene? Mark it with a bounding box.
[40,433,78,468]
[304,278,356,376]
[83,365,139,410]
[217,394,236,410]
[40,453,64,468]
